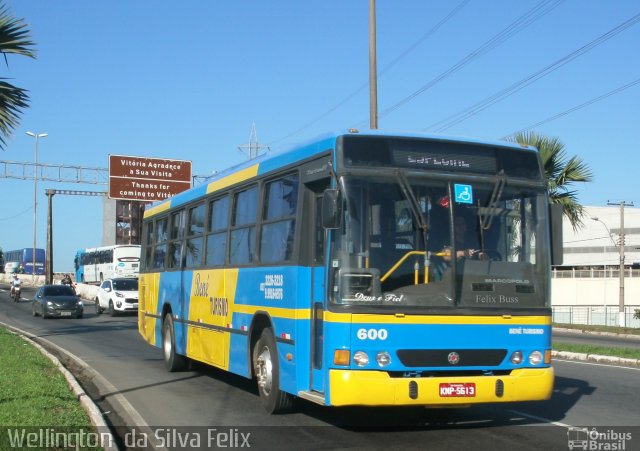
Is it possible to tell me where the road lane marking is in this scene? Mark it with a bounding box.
[555,359,640,371]
[506,409,573,428]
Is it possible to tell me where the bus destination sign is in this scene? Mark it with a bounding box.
[109,154,192,202]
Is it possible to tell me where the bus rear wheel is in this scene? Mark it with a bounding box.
[162,314,187,372]
[253,328,293,413]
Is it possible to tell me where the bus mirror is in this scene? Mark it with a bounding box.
[322,189,342,229]
[549,203,563,266]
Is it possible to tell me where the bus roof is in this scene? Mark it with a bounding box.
[143,129,536,219]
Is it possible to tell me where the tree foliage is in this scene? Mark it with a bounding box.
[507,131,593,230]
[0,2,35,150]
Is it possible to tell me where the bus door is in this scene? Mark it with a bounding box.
[304,179,330,394]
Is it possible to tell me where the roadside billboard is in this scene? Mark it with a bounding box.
[109,155,192,202]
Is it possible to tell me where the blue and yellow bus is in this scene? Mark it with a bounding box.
[138,130,563,413]
[3,248,45,275]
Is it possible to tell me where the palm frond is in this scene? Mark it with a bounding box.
[0,4,35,60]
[506,131,593,231]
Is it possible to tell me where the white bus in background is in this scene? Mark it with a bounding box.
[74,245,141,283]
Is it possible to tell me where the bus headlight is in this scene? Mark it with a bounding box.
[510,351,523,364]
[353,351,369,367]
[376,351,391,367]
[529,351,543,365]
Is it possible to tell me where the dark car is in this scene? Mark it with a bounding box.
[32,284,84,319]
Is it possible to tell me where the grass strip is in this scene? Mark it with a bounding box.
[553,342,640,360]
[0,327,102,449]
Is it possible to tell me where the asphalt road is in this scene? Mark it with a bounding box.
[1,285,639,451]
[553,328,640,350]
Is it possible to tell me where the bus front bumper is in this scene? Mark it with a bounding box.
[328,367,554,406]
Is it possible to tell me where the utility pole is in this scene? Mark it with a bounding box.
[607,200,634,327]
[238,123,270,160]
[369,0,378,129]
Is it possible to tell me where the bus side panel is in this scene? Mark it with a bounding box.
[155,271,191,356]
[138,272,160,346]
[229,266,307,395]
[320,317,353,404]
[186,268,237,370]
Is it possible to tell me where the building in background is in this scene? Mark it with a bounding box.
[558,205,640,269]
[102,198,145,246]
[552,205,640,327]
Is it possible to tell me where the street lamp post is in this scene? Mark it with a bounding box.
[26,131,48,283]
[592,217,616,325]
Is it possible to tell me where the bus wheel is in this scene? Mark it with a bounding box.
[162,314,187,372]
[253,328,293,413]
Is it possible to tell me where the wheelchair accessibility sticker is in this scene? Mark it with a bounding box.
[454,184,473,204]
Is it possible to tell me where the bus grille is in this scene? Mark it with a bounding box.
[396,349,507,367]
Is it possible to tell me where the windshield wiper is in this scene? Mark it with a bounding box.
[395,171,429,249]
[479,170,506,230]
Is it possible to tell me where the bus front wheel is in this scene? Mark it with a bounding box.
[253,328,293,413]
[162,314,187,372]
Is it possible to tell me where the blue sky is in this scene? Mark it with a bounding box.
[1,0,638,272]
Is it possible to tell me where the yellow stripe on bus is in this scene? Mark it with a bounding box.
[323,311,551,325]
[206,165,260,195]
[233,304,311,320]
[143,201,172,218]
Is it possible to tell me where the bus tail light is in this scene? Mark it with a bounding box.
[333,350,350,366]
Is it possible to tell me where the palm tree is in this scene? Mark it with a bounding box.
[507,131,593,230]
[0,2,35,151]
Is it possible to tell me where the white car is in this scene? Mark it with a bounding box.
[95,278,138,316]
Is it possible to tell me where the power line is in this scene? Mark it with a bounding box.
[427,11,640,132]
[0,205,32,221]
[266,0,471,148]
[374,0,565,122]
[502,77,640,138]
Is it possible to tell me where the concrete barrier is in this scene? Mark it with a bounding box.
[0,274,99,301]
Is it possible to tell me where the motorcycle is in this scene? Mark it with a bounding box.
[11,286,21,302]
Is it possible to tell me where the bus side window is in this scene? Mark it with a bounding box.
[185,203,205,268]
[260,174,298,263]
[143,221,154,270]
[168,210,186,269]
[205,195,230,266]
[230,186,258,265]
[153,217,168,269]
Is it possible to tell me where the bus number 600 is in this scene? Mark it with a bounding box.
[357,328,388,340]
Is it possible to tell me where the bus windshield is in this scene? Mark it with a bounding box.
[330,175,550,310]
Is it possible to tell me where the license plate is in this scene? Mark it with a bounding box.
[439,383,476,397]
[60,311,72,317]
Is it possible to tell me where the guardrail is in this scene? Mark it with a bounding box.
[552,305,640,328]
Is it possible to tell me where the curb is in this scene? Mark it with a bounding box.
[552,350,640,368]
[0,322,118,451]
